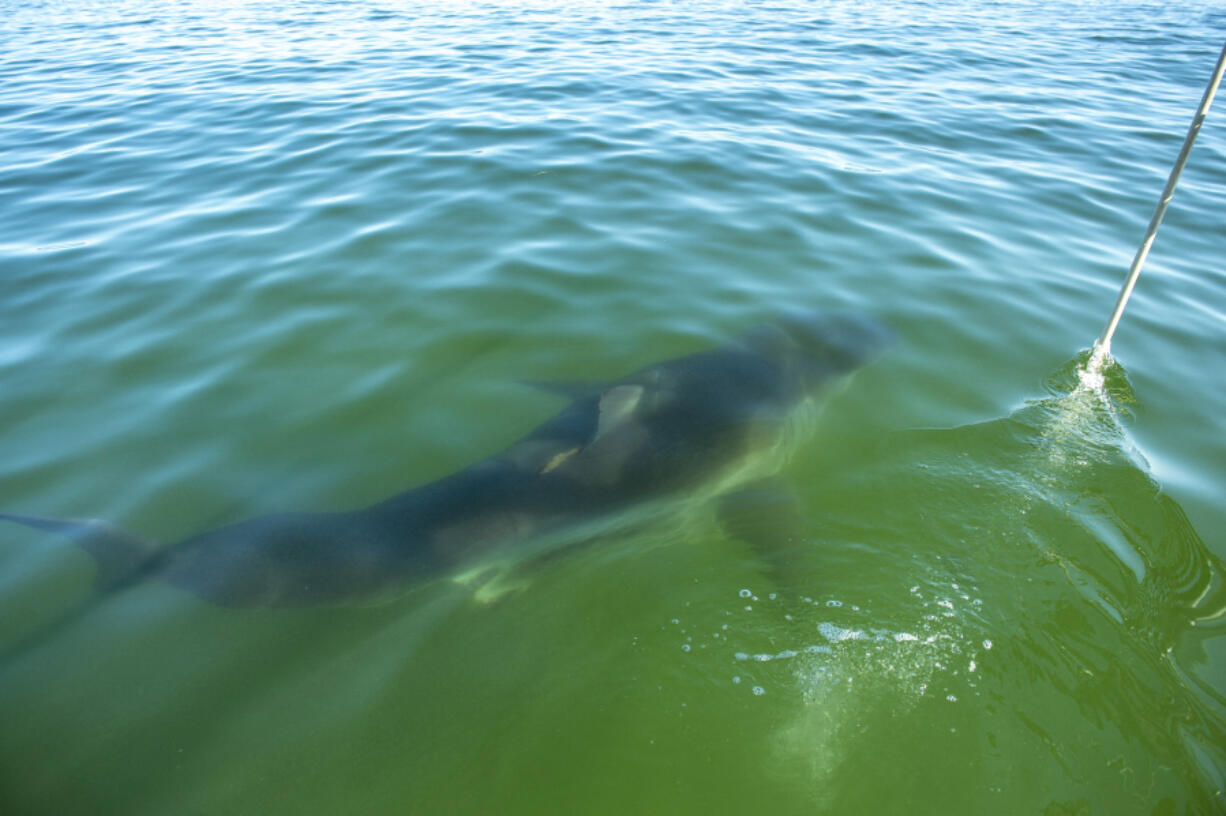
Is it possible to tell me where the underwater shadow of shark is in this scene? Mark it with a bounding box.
[1,313,889,608]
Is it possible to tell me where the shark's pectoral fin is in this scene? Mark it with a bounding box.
[716,479,810,570]
[451,561,532,605]
[718,480,842,609]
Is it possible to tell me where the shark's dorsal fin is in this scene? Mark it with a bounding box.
[595,384,644,441]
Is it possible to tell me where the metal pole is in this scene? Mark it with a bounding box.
[1090,39,1226,369]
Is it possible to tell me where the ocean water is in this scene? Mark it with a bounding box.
[2,1,1225,813]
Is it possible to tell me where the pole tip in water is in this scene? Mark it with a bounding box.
[1080,341,1113,391]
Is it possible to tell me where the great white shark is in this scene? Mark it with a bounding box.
[1,312,888,608]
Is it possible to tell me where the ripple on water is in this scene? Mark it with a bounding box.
[1,2,1225,814]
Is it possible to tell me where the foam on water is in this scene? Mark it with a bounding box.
[693,578,993,800]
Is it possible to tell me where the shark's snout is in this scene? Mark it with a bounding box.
[779,311,893,373]
[742,310,892,383]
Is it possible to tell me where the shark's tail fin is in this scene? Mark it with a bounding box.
[0,512,157,591]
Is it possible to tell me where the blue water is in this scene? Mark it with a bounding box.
[2,1,1225,813]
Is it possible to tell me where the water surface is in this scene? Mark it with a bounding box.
[2,1,1225,813]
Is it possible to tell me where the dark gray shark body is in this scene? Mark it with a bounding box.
[1,313,888,608]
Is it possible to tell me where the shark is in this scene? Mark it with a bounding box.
[0,312,889,608]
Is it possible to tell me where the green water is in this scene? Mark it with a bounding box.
[2,1,1225,813]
